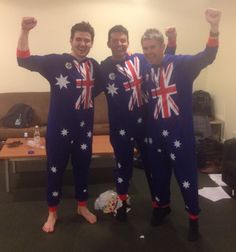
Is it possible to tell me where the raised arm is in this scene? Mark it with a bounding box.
[176,8,221,79]
[165,26,177,55]
[17,17,37,52]
[205,8,221,36]
[17,17,51,77]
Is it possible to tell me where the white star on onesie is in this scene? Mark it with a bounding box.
[137,118,143,124]
[61,128,69,136]
[162,130,169,137]
[51,166,57,173]
[55,74,70,89]
[174,140,181,148]
[106,83,118,96]
[52,191,59,197]
[155,196,160,202]
[87,131,92,138]
[170,153,176,160]
[80,121,85,127]
[117,177,124,183]
[119,129,126,136]
[81,143,88,150]
[183,181,190,189]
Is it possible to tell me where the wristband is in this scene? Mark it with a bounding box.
[210,31,219,37]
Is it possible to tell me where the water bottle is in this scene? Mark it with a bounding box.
[24,131,34,154]
[24,132,28,146]
[33,125,41,147]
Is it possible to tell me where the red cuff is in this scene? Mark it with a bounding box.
[189,214,199,220]
[152,200,158,208]
[16,49,30,58]
[118,194,127,201]
[207,37,219,47]
[48,207,57,213]
[78,201,87,207]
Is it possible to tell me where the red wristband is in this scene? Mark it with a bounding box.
[16,49,30,58]
[207,37,219,47]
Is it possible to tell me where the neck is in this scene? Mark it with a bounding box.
[154,55,164,66]
[111,54,126,61]
[70,52,85,62]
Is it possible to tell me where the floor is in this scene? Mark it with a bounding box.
[0,157,236,252]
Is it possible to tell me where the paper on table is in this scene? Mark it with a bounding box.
[198,186,231,202]
[209,174,227,186]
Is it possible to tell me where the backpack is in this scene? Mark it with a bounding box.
[192,90,213,118]
[0,103,35,128]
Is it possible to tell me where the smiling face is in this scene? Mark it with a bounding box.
[107,32,129,60]
[141,38,165,65]
[70,31,93,60]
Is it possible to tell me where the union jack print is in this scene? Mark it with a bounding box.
[74,60,94,110]
[151,63,179,119]
[117,57,143,111]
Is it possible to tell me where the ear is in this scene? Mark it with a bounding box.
[162,43,166,51]
[107,41,111,49]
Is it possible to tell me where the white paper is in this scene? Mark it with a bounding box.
[198,186,231,202]
[208,174,227,186]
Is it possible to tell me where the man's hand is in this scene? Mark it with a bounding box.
[205,8,221,32]
[165,26,177,41]
[21,17,37,32]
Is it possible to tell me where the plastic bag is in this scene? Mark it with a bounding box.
[94,190,131,214]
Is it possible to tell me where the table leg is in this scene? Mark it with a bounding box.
[12,161,16,173]
[5,160,10,192]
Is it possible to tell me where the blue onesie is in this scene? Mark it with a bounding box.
[144,38,218,215]
[99,47,175,199]
[17,51,101,207]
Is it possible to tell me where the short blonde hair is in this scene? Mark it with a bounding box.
[141,28,164,44]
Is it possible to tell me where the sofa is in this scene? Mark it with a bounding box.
[0,92,109,140]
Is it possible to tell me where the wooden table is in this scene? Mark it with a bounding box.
[0,135,113,192]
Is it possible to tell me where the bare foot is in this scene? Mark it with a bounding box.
[77,206,97,224]
[42,211,57,233]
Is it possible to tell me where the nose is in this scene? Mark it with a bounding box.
[80,39,86,46]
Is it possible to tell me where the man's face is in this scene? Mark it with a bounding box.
[70,31,93,59]
[141,38,165,65]
[107,32,129,60]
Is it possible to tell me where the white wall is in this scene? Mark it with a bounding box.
[0,0,235,139]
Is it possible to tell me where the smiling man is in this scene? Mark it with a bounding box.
[17,17,101,233]
[98,25,176,221]
[141,8,221,241]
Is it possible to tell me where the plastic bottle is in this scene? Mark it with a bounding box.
[24,132,28,145]
[24,132,34,154]
[33,125,41,147]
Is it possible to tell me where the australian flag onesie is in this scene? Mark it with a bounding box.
[144,37,218,216]
[17,50,101,208]
[99,46,175,200]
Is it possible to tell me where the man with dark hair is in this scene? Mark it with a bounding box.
[71,22,95,41]
[99,24,176,221]
[141,8,221,241]
[17,17,101,233]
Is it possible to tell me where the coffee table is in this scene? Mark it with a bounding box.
[0,135,113,192]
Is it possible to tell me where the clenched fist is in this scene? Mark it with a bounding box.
[21,17,37,31]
